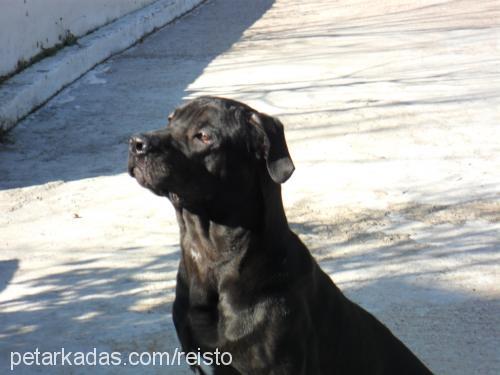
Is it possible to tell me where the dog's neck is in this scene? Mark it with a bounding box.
[172,177,290,273]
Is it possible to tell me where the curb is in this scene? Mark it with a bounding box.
[0,0,204,132]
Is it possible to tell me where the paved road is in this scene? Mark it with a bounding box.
[1,0,499,374]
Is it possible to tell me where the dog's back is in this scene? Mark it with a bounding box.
[310,264,431,374]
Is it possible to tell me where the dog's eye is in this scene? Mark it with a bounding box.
[194,131,212,144]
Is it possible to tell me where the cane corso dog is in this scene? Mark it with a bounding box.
[128,96,432,374]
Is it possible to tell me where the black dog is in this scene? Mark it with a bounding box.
[128,96,432,374]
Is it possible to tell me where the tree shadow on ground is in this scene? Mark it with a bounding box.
[0,246,189,374]
[1,199,498,374]
[288,194,499,375]
[0,259,18,294]
[0,0,276,190]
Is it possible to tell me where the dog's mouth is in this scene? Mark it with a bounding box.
[128,164,141,181]
[128,155,171,197]
[128,163,136,178]
[128,155,150,187]
[128,154,143,179]
[129,165,148,190]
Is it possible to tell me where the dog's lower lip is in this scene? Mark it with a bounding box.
[128,166,135,177]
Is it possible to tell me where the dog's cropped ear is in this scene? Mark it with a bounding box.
[248,112,295,184]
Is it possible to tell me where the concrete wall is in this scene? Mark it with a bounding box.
[0,0,158,77]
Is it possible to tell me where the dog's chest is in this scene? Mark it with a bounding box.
[180,223,237,283]
[182,255,266,347]
[182,242,218,287]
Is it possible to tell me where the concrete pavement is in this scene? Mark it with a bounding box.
[1,0,499,374]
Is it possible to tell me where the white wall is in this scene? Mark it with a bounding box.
[0,0,158,77]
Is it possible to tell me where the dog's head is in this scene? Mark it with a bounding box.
[128,96,294,206]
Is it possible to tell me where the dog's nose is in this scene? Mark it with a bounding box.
[129,134,149,155]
